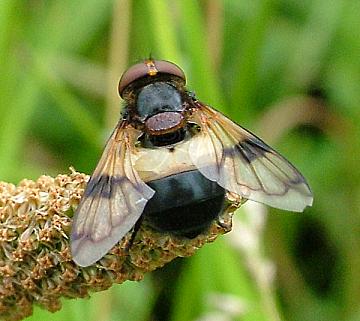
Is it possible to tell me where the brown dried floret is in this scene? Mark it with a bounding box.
[0,169,239,321]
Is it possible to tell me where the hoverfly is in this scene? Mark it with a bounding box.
[70,59,313,267]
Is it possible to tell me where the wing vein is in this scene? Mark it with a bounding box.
[189,102,312,212]
[234,144,264,191]
[70,123,154,267]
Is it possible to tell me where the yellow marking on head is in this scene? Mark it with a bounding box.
[144,59,158,76]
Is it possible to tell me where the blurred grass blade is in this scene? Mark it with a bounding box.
[170,239,268,321]
[177,0,225,109]
[146,0,181,63]
[229,0,273,123]
[106,0,132,129]
[284,0,344,90]
[32,51,103,151]
[0,64,41,181]
[33,0,113,52]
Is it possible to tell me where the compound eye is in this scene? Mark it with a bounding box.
[118,62,150,97]
[154,60,185,81]
[118,59,186,97]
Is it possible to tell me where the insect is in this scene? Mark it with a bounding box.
[70,59,313,267]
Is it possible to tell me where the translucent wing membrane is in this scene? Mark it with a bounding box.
[189,103,313,212]
[70,122,155,267]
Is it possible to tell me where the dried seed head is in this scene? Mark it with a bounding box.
[0,169,239,321]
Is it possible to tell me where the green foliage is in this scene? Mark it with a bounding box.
[0,1,359,320]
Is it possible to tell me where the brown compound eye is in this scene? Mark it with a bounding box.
[118,59,186,97]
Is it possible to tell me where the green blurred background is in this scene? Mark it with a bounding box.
[1,1,359,321]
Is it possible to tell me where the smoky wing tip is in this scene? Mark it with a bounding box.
[72,256,96,267]
[70,235,95,267]
[307,195,314,207]
[295,194,314,212]
[70,241,101,267]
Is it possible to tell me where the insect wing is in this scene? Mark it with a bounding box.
[189,103,313,212]
[70,122,155,267]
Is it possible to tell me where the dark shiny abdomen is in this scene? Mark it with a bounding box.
[143,170,225,238]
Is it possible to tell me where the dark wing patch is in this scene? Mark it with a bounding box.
[70,122,155,267]
[189,103,313,212]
